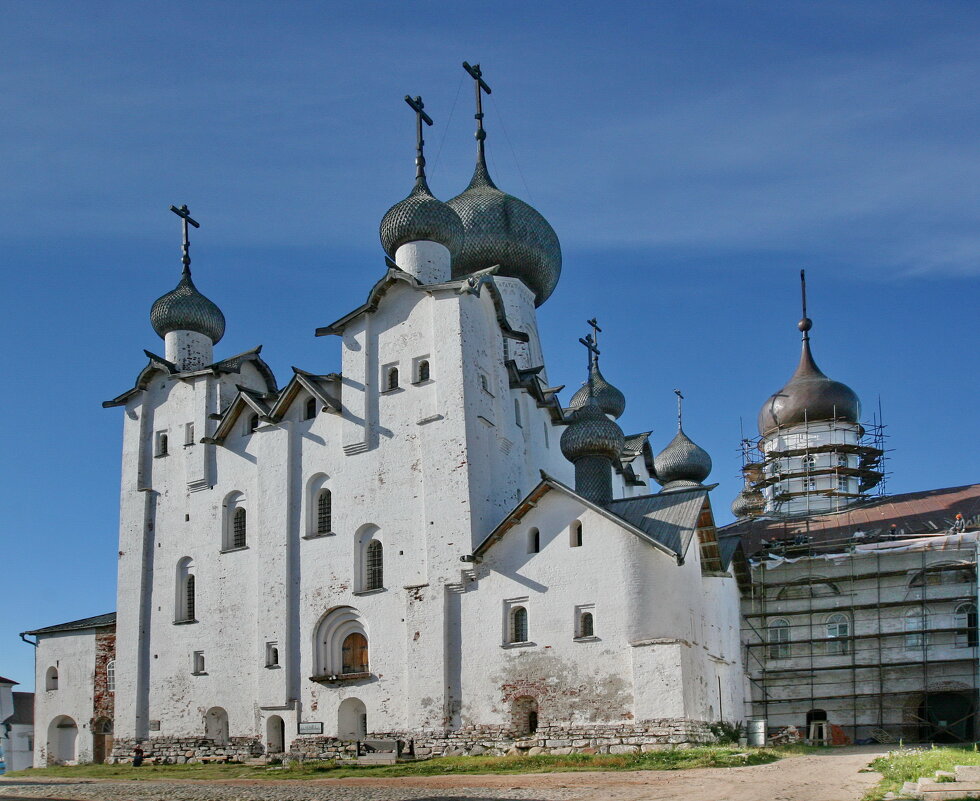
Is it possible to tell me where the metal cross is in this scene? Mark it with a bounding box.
[799,268,812,340]
[404,95,433,182]
[674,388,684,430]
[586,318,602,366]
[578,333,600,373]
[169,204,200,272]
[463,61,492,156]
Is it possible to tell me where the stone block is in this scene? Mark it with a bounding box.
[955,766,980,782]
[609,745,640,754]
[527,747,545,755]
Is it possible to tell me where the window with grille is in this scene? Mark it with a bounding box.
[578,611,594,638]
[341,632,369,674]
[803,455,815,472]
[185,574,196,620]
[316,489,332,535]
[826,614,850,655]
[156,431,169,456]
[837,453,848,468]
[233,508,247,548]
[768,619,790,659]
[305,397,317,420]
[417,360,430,382]
[955,603,978,648]
[837,475,849,492]
[503,337,510,362]
[511,606,528,643]
[365,540,383,590]
[386,368,399,391]
[106,660,115,693]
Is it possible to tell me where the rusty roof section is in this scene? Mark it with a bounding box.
[721,483,980,556]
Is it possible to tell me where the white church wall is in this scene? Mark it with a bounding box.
[34,631,97,766]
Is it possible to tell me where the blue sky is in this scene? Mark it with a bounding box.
[2,1,977,690]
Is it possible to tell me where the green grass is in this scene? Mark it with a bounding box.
[865,746,980,801]
[6,745,785,782]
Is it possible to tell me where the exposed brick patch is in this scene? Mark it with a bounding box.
[92,628,116,725]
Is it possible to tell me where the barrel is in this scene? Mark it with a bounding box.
[747,718,767,747]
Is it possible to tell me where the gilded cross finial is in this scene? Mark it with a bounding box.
[463,61,492,160]
[674,388,684,430]
[169,204,200,275]
[799,268,812,339]
[404,95,433,184]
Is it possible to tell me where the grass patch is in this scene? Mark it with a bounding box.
[865,746,980,801]
[7,745,786,782]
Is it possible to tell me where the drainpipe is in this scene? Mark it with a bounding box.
[19,633,37,648]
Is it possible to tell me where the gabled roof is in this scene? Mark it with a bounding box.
[22,612,116,637]
[103,346,277,408]
[9,692,34,725]
[0,676,17,685]
[473,474,712,563]
[721,483,980,556]
[267,368,342,422]
[207,386,275,444]
[315,263,530,346]
[505,361,566,423]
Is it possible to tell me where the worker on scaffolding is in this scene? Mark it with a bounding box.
[950,513,967,534]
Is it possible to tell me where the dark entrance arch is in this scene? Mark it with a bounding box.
[919,692,976,743]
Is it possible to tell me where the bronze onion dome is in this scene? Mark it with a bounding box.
[150,267,225,344]
[568,361,626,420]
[731,482,765,519]
[379,177,465,259]
[561,391,626,464]
[653,428,713,491]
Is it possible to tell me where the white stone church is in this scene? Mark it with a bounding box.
[25,69,748,765]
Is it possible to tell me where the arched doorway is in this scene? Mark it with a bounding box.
[337,698,367,740]
[266,715,285,754]
[92,718,113,763]
[46,715,77,765]
[204,707,229,744]
[511,696,539,736]
[919,693,976,743]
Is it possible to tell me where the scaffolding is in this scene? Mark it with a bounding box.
[743,531,980,743]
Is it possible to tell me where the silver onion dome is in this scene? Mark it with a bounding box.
[757,319,860,436]
[561,393,626,464]
[150,268,225,344]
[568,361,626,419]
[380,178,465,259]
[447,158,562,306]
[731,483,765,519]
[654,428,712,490]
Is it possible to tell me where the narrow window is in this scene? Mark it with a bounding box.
[184,422,195,446]
[185,574,196,620]
[955,603,978,648]
[503,337,510,362]
[305,397,317,420]
[905,609,926,648]
[826,613,849,655]
[527,528,540,554]
[386,368,399,391]
[543,422,549,448]
[266,641,280,667]
[247,414,259,434]
[511,606,529,643]
[837,475,849,492]
[837,453,848,468]
[192,651,206,674]
[514,398,522,427]
[570,521,583,547]
[806,476,816,491]
[365,540,384,590]
[316,489,332,535]
[106,660,115,693]
[341,632,369,674]
[802,454,815,472]
[156,431,169,456]
[579,611,594,638]
[233,507,247,548]
[45,667,58,691]
[768,619,790,659]
[417,360,430,383]
[480,373,490,394]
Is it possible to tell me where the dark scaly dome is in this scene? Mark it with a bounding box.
[561,389,626,464]
[757,317,860,436]
[731,482,765,519]
[447,154,561,306]
[568,360,626,419]
[150,267,225,344]
[380,178,464,260]
[653,428,713,491]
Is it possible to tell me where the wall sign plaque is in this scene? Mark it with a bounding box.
[298,721,323,735]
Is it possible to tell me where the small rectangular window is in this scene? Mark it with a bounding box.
[266,641,280,667]
[184,422,195,446]
[155,430,169,457]
[192,651,206,674]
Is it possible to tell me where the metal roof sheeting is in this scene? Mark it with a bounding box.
[22,612,116,637]
[606,487,709,557]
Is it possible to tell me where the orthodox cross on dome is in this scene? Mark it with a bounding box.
[799,268,812,340]
[463,61,492,159]
[587,318,602,368]
[169,204,200,274]
[578,332,601,395]
[674,388,684,430]
[404,94,433,183]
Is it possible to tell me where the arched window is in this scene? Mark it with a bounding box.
[511,696,538,735]
[316,489,332,535]
[176,557,196,622]
[802,454,815,472]
[364,540,383,591]
[157,432,169,456]
[247,413,259,434]
[233,508,247,548]
[909,563,975,587]
[511,606,529,643]
[578,611,594,638]
[826,613,850,655]
[185,575,196,620]
[342,632,369,674]
[837,453,849,468]
[768,619,790,659]
[527,528,540,554]
[106,660,115,693]
[955,603,978,648]
[386,367,399,391]
[314,606,368,677]
[570,521,583,548]
[305,397,317,420]
[905,608,927,648]
[45,666,58,691]
[417,360,430,383]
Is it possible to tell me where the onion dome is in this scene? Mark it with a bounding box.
[150,267,225,344]
[731,481,765,519]
[561,391,626,464]
[757,317,860,436]
[568,360,626,419]
[654,428,713,491]
[380,177,465,260]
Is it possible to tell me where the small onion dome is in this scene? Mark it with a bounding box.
[150,268,225,344]
[447,158,561,306]
[731,483,765,519]
[757,326,860,436]
[653,428,712,490]
[379,178,464,259]
[560,393,626,464]
[568,361,626,420]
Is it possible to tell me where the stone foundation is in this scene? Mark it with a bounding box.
[110,736,263,764]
